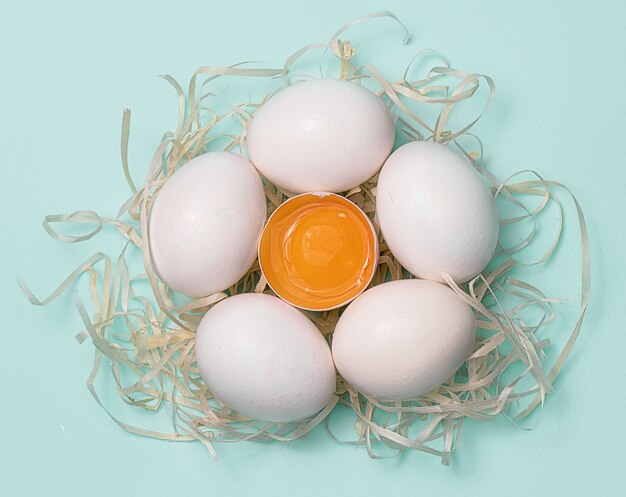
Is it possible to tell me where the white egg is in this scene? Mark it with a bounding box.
[148,151,266,297]
[332,279,476,400]
[246,78,395,194]
[195,293,336,422]
[376,141,499,283]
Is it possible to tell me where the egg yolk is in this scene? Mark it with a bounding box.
[259,193,377,311]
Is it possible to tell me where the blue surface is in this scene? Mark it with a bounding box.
[2,1,625,495]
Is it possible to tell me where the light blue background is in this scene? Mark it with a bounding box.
[2,1,625,496]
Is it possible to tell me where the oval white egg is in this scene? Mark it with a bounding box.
[246,78,395,194]
[148,151,266,297]
[195,293,336,422]
[376,141,499,283]
[332,279,476,400]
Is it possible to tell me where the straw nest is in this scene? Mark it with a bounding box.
[22,12,589,464]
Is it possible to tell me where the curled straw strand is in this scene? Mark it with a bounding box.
[20,12,589,464]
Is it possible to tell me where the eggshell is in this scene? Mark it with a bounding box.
[195,293,336,422]
[258,192,379,312]
[246,78,395,194]
[376,141,499,283]
[332,279,476,400]
[148,151,266,297]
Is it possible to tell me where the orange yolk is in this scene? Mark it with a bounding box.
[259,193,377,311]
